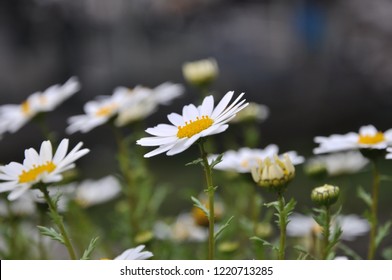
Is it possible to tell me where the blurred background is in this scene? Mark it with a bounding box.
[1,0,392,259]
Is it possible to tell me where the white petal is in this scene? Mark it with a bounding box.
[144,143,176,158]
[40,140,53,163]
[8,185,31,201]
[166,138,192,156]
[167,113,183,126]
[145,124,177,136]
[53,139,69,163]
[200,95,214,116]
[182,104,199,122]
[211,91,234,119]
[137,136,177,146]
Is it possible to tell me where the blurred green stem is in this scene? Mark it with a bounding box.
[322,206,331,260]
[368,161,380,260]
[198,141,215,260]
[277,192,287,260]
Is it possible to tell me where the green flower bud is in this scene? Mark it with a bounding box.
[182,58,219,87]
[311,184,340,207]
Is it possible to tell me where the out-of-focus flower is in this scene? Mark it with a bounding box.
[153,213,208,242]
[0,139,89,200]
[251,154,295,191]
[115,82,184,127]
[210,145,304,173]
[191,194,224,227]
[311,184,340,207]
[114,245,153,260]
[287,213,370,241]
[31,185,74,212]
[0,77,80,135]
[230,102,269,123]
[305,151,369,177]
[182,58,219,87]
[137,91,248,157]
[0,193,36,216]
[386,147,392,159]
[314,125,392,154]
[74,175,121,208]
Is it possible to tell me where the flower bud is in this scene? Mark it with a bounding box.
[230,102,269,123]
[311,184,340,207]
[251,154,295,192]
[182,58,218,87]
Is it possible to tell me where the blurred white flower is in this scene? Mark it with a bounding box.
[115,82,184,127]
[182,58,219,86]
[230,102,269,123]
[305,151,369,176]
[0,77,80,135]
[114,245,153,260]
[287,213,370,241]
[0,139,89,200]
[314,125,392,154]
[0,193,36,216]
[210,145,304,173]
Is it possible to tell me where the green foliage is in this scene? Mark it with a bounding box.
[80,237,99,260]
[376,221,392,249]
[214,216,234,241]
[191,196,209,219]
[37,226,65,244]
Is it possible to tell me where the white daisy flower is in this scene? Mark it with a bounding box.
[74,175,121,207]
[115,82,184,127]
[314,125,392,154]
[305,151,369,176]
[386,147,392,159]
[0,138,89,201]
[137,91,248,157]
[0,77,80,135]
[209,145,304,173]
[287,213,370,241]
[114,245,153,260]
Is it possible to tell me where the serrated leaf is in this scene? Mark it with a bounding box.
[214,216,234,241]
[250,236,279,252]
[264,201,279,210]
[357,186,372,207]
[37,226,65,244]
[80,237,99,260]
[191,196,209,219]
[185,158,204,166]
[376,221,392,248]
[210,154,224,169]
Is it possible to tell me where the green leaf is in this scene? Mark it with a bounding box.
[357,186,372,207]
[376,221,392,248]
[382,247,392,260]
[293,245,315,260]
[338,243,362,260]
[210,154,224,169]
[214,216,234,241]
[185,158,204,166]
[250,236,279,252]
[191,196,209,219]
[80,237,99,260]
[37,226,65,244]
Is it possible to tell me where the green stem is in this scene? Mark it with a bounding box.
[40,186,77,260]
[113,126,138,244]
[368,161,380,260]
[198,141,215,260]
[323,206,331,260]
[277,192,286,260]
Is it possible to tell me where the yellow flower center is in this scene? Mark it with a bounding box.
[95,104,117,117]
[177,116,214,138]
[21,101,31,116]
[18,162,56,184]
[358,132,385,145]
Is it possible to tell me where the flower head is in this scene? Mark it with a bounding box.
[311,184,340,207]
[251,154,295,192]
[210,145,304,173]
[137,91,248,157]
[182,58,219,87]
[0,139,89,200]
[114,245,153,260]
[0,77,80,135]
[314,125,392,154]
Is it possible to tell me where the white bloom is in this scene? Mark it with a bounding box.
[0,77,80,135]
[386,147,392,159]
[0,139,89,200]
[74,175,121,207]
[114,245,153,260]
[314,125,392,154]
[0,192,36,216]
[210,145,304,173]
[182,58,218,86]
[287,213,370,241]
[137,91,248,157]
[115,82,184,127]
[305,151,369,176]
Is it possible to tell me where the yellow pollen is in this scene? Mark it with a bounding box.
[177,116,214,138]
[95,104,117,117]
[358,132,385,145]
[18,162,56,184]
[21,101,31,115]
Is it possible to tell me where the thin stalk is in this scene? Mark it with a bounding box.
[322,206,331,260]
[277,192,286,260]
[198,141,215,260]
[40,186,77,260]
[368,161,380,260]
